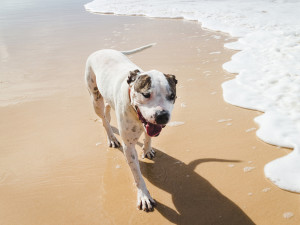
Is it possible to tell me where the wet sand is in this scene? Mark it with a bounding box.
[1,1,300,224]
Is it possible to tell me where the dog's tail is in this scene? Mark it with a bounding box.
[121,43,156,55]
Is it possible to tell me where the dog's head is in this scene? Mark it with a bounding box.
[127,69,178,137]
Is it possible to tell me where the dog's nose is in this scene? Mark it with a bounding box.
[155,110,170,125]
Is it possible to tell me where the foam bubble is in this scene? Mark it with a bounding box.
[180,102,187,108]
[262,187,271,192]
[283,212,294,219]
[245,128,256,133]
[244,167,255,172]
[217,119,232,123]
[167,121,185,127]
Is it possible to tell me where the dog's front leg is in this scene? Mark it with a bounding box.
[142,133,155,159]
[123,143,156,211]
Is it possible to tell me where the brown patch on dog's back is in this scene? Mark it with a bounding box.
[134,75,152,93]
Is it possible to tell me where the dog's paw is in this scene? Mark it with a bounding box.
[142,148,156,160]
[108,136,121,148]
[137,189,156,212]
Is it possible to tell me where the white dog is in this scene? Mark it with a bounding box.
[85,44,177,211]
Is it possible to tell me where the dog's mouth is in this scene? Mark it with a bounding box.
[137,108,165,137]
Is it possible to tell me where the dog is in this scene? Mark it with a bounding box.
[85,43,177,211]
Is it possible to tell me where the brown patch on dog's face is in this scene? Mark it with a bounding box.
[127,69,140,84]
[164,74,177,102]
[134,75,152,93]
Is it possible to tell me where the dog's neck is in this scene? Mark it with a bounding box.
[128,86,149,126]
[128,86,138,114]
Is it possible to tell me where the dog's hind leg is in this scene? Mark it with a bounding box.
[104,103,111,123]
[85,67,120,148]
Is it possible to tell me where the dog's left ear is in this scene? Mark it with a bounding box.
[164,74,178,85]
[127,69,140,84]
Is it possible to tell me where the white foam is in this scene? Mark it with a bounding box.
[245,128,256,133]
[180,102,187,108]
[217,119,232,123]
[243,167,255,173]
[262,187,271,192]
[283,212,294,219]
[212,35,221,40]
[167,121,185,127]
[85,0,300,193]
[264,148,300,193]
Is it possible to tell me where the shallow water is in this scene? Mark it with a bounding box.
[0,0,126,105]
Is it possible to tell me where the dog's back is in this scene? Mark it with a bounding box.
[85,49,138,106]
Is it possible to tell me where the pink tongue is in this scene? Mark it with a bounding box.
[146,123,162,137]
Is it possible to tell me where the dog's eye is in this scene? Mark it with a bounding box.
[142,93,151,98]
[168,93,175,100]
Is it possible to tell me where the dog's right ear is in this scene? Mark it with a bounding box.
[127,69,140,84]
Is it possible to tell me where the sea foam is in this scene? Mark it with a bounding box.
[85,0,300,193]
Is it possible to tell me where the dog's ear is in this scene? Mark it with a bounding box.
[164,74,178,85]
[127,69,140,84]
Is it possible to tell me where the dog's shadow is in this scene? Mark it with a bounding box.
[137,146,254,224]
[111,126,254,224]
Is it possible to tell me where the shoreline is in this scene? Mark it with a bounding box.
[1,3,299,224]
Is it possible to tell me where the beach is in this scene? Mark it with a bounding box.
[0,0,299,224]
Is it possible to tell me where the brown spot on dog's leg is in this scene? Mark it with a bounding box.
[92,86,102,101]
[97,92,102,100]
[131,125,137,132]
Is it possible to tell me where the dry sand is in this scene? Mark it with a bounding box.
[0,3,299,224]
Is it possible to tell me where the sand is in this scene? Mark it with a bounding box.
[0,2,299,224]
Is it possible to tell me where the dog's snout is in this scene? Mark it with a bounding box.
[155,110,170,125]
